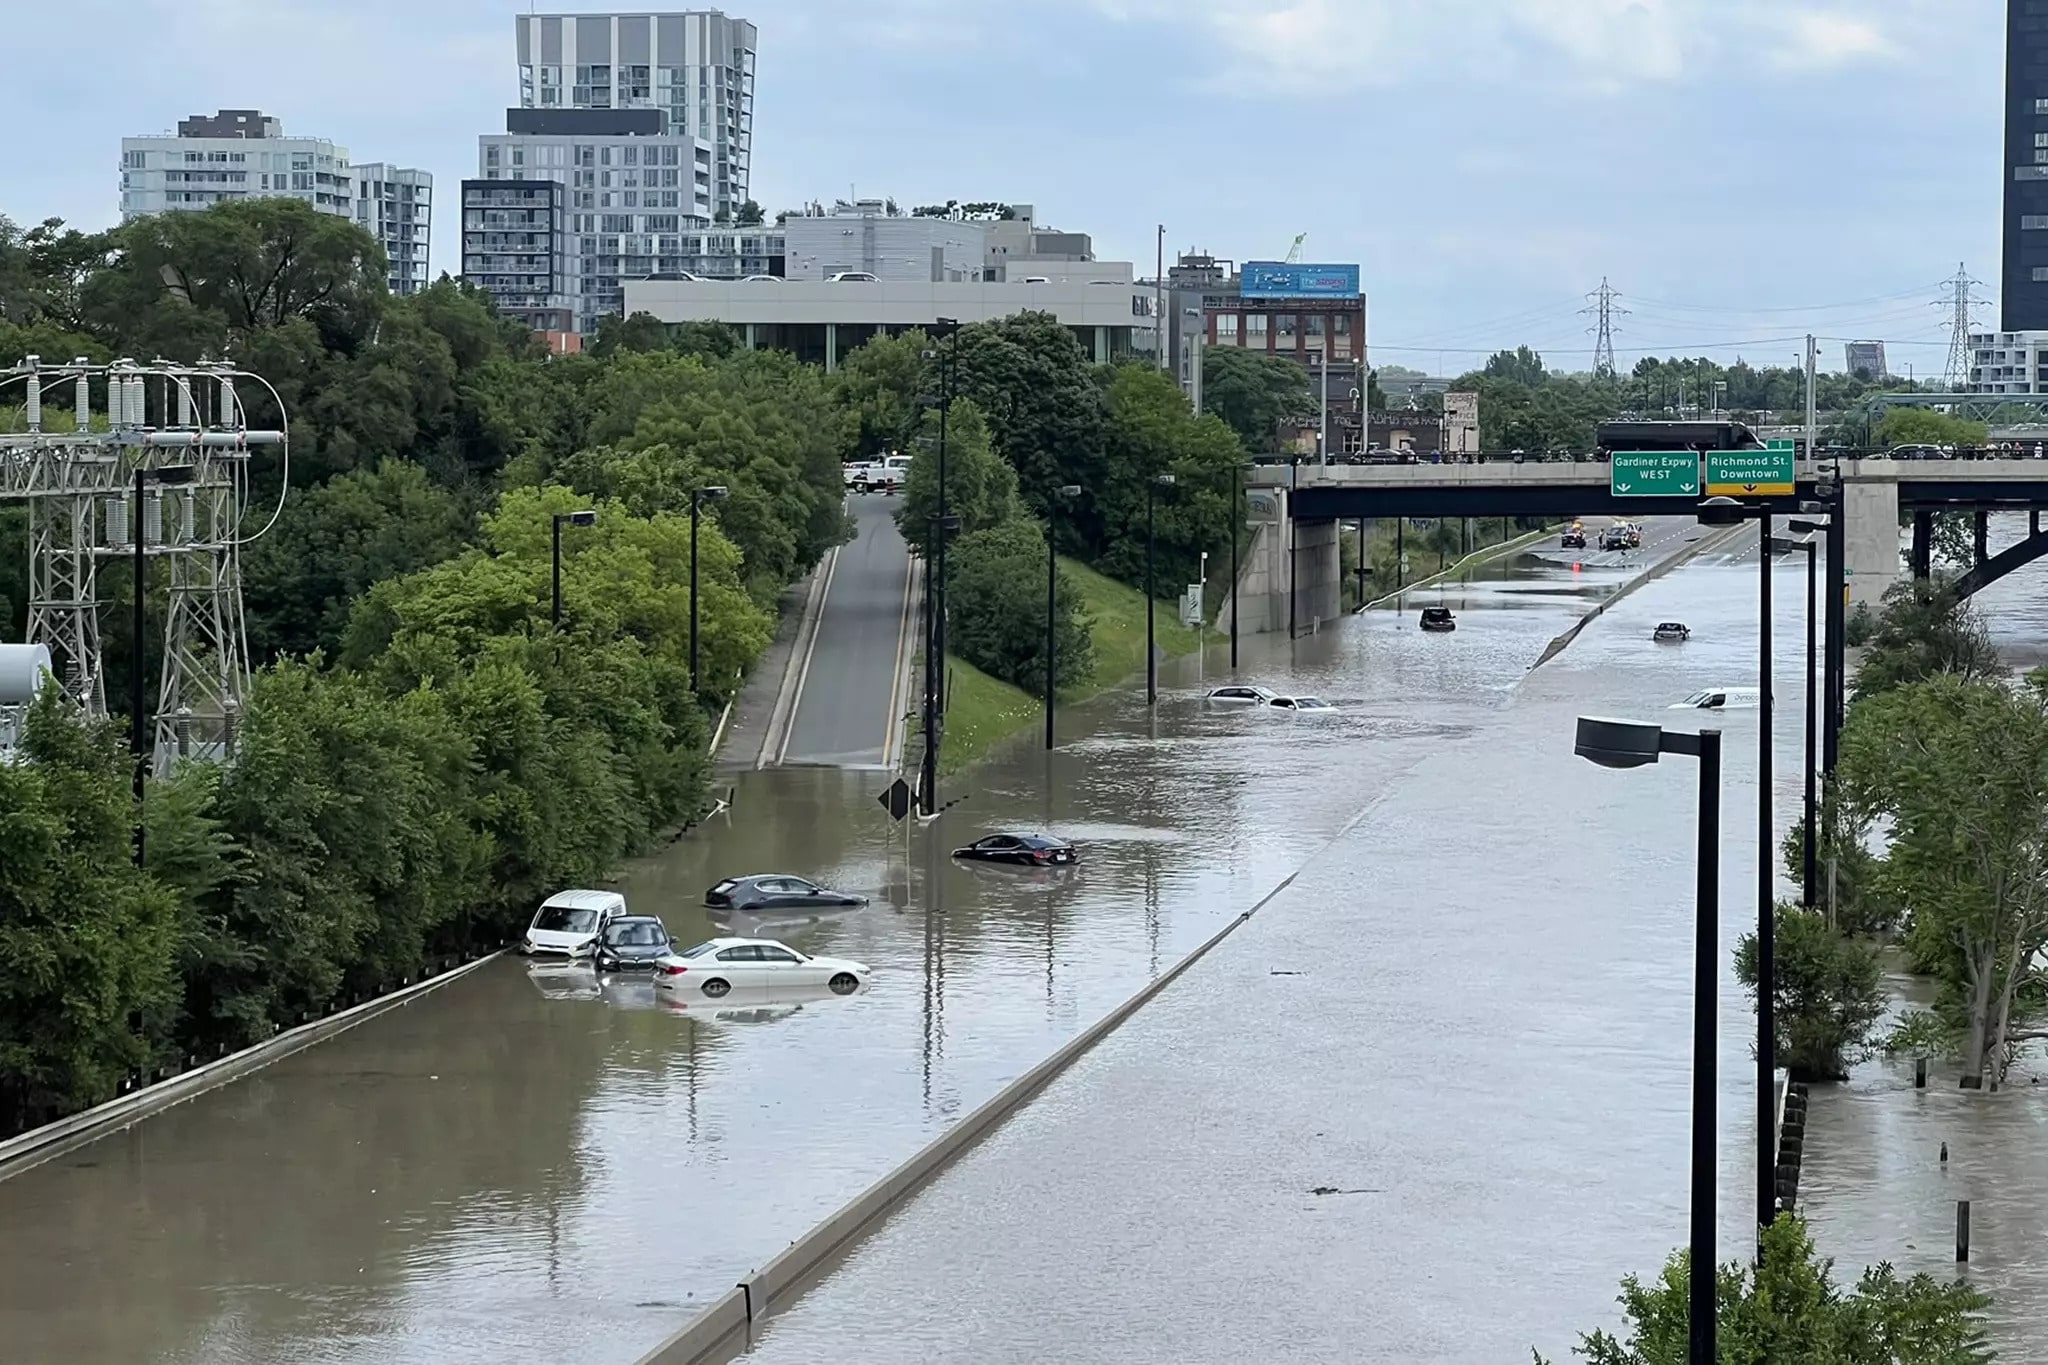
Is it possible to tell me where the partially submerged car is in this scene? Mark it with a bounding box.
[1420,607,1456,633]
[1653,622,1691,643]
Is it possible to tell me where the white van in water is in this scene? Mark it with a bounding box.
[1671,687,1765,711]
[523,889,629,957]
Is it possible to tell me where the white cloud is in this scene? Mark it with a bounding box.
[1089,0,1924,90]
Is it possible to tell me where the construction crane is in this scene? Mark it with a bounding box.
[1283,233,1306,264]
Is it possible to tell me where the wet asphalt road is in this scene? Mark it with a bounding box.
[728,539,1853,1365]
[0,518,1793,1365]
[779,496,914,768]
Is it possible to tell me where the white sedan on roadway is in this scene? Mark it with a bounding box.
[653,937,871,998]
[1207,685,1281,706]
[1269,695,1339,714]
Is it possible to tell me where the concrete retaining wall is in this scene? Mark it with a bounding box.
[1528,522,1747,671]
[0,951,501,1183]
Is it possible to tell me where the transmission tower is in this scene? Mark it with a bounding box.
[1,356,284,770]
[1938,263,1984,392]
[1583,278,1626,378]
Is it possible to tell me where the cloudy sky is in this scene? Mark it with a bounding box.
[0,0,2007,374]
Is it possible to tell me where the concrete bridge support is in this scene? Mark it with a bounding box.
[1215,487,1343,638]
[1842,478,1900,612]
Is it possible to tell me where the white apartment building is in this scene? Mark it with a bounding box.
[353,164,434,296]
[476,106,735,334]
[1969,331,2048,394]
[515,10,756,221]
[120,110,430,294]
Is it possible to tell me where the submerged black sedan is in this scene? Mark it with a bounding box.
[951,833,1078,867]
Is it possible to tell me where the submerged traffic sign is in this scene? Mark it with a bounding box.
[1609,452,1700,497]
[1706,442,1796,496]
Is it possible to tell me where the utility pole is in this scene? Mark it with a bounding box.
[1805,336,1818,459]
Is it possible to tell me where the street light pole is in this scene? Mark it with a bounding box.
[690,487,729,694]
[1801,538,1818,908]
[551,509,598,631]
[935,319,957,721]
[1576,716,1722,1365]
[1756,507,1777,1241]
[1046,485,1079,749]
[1230,474,1241,671]
[1146,473,1175,706]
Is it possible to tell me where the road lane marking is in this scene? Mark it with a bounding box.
[777,541,843,767]
[881,546,917,769]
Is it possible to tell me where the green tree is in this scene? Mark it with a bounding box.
[947,310,1108,519]
[893,399,1020,543]
[833,327,929,460]
[1483,345,1548,386]
[1851,580,1999,700]
[1097,364,1247,594]
[0,694,185,1126]
[87,197,387,353]
[590,310,670,358]
[1202,345,1310,453]
[944,518,1093,697]
[1736,906,1886,1081]
[735,199,765,227]
[1880,408,1988,450]
[244,461,476,662]
[1541,1215,1992,1364]
[1840,674,2048,1085]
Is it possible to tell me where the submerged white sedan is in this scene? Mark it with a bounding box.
[653,937,871,999]
[1207,685,1281,706]
[1269,695,1339,714]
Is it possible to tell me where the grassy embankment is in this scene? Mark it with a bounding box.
[934,558,1205,773]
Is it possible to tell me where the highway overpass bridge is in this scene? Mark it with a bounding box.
[1224,458,2048,638]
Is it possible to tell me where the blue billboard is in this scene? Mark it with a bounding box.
[1239,261,1360,300]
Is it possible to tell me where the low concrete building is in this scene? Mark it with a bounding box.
[621,275,1159,368]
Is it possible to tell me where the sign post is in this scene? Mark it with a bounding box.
[1610,452,1701,498]
[1706,441,1796,497]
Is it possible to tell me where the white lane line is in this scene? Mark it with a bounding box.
[777,542,843,767]
[881,549,917,769]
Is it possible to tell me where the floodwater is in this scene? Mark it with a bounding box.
[731,539,1962,1365]
[0,518,1712,1364]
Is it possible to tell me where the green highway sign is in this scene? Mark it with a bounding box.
[1609,452,1700,498]
[1706,442,1796,496]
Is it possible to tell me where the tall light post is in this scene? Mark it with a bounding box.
[1146,473,1175,706]
[1230,464,1251,671]
[920,512,961,815]
[929,318,959,721]
[690,486,729,694]
[130,462,196,868]
[1576,715,1722,1365]
[1310,344,1329,466]
[1045,485,1081,749]
[1699,494,1778,1239]
[551,508,597,629]
[1789,519,1827,912]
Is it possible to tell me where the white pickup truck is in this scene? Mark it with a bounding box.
[843,454,912,495]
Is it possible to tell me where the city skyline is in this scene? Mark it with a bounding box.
[0,0,2009,371]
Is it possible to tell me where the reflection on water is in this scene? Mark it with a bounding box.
[0,529,1704,1365]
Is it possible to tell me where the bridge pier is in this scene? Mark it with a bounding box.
[1911,511,1931,580]
[1975,510,1990,567]
[1218,485,1343,637]
[1842,478,1901,612]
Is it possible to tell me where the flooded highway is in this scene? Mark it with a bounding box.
[0,518,1718,1364]
[726,537,1913,1365]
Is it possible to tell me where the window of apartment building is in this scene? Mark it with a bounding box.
[1214,314,1239,346]
[1332,313,1353,359]
[1245,314,1269,346]
[623,191,639,208]
[1276,314,1298,347]
[622,145,639,166]
[2038,98,2048,113]
[600,146,614,167]
[576,145,595,168]
[510,148,525,167]
[1305,315,1326,352]
[2032,268,2048,282]
[2019,166,2048,179]
[2026,216,2048,230]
